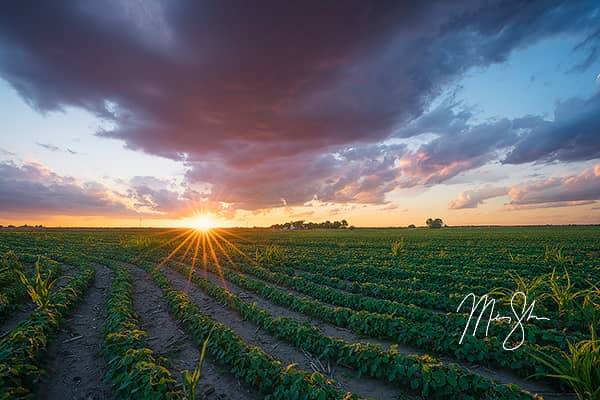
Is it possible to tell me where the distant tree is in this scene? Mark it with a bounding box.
[408,224,416,229]
[292,220,305,229]
[270,219,350,230]
[426,218,444,229]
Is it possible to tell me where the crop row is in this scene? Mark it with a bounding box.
[267,255,597,333]
[0,252,61,323]
[266,264,581,348]
[112,255,357,400]
[157,256,541,400]
[0,258,94,399]
[100,258,180,399]
[152,249,555,380]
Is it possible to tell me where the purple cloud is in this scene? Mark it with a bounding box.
[0,161,133,216]
[449,186,507,209]
[449,164,600,210]
[0,1,599,211]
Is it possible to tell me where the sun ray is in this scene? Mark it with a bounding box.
[210,229,258,267]
[179,229,197,263]
[205,231,229,291]
[184,230,202,293]
[201,229,208,277]
[208,230,241,274]
[133,228,190,264]
[155,230,196,270]
[212,228,254,244]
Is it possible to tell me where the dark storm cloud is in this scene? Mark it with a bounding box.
[185,143,404,209]
[0,1,599,210]
[0,161,133,216]
[504,92,600,164]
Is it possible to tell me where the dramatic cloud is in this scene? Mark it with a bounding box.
[1,1,599,211]
[507,163,600,208]
[0,161,133,216]
[186,143,404,209]
[127,176,232,218]
[448,186,507,209]
[504,92,600,164]
[449,164,600,210]
[397,117,522,186]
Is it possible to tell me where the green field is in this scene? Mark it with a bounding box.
[0,227,598,399]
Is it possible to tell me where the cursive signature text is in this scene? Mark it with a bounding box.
[456,291,550,351]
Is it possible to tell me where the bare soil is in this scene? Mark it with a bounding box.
[158,263,413,400]
[36,263,113,400]
[128,262,260,400]
[180,260,575,400]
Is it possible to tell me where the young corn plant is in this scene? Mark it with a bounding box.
[492,270,547,307]
[545,266,586,317]
[390,238,405,257]
[182,332,211,400]
[0,251,21,284]
[575,281,600,329]
[255,244,284,265]
[529,324,600,400]
[508,252,529,264]
[14,259,67,311]
[544,244,574,265]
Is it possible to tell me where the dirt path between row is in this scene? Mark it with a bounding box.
[176,260,573,400]
[36,263,113,400]
[155,263,413,400]
[127,262,260,400]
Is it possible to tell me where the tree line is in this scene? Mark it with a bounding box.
[270,220,350,230]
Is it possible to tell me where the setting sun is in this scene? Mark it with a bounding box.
[192,215,216,231]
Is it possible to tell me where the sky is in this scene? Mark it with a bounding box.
[1,1,599,227]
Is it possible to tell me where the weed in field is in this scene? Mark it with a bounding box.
[492,270,547,307]
[529,324,600,400]
[127,236,163,249]
[508,252,530,264]
[255,244,284,265]
[544,244,574,265]
[390,238,405,257]
[574,281,600,327]
[0,251,21,283]
[545,266,586,317]
[182,331,211,400]
[14,259,68,310]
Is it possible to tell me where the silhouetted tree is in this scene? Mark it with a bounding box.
[426,218,443,229]
[270,219,350,230]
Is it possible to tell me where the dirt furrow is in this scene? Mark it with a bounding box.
[36,264,113,400]
[179,261,400,349]
[158,264,408,400]
[178,260,571,400]
[127,262,260,400]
